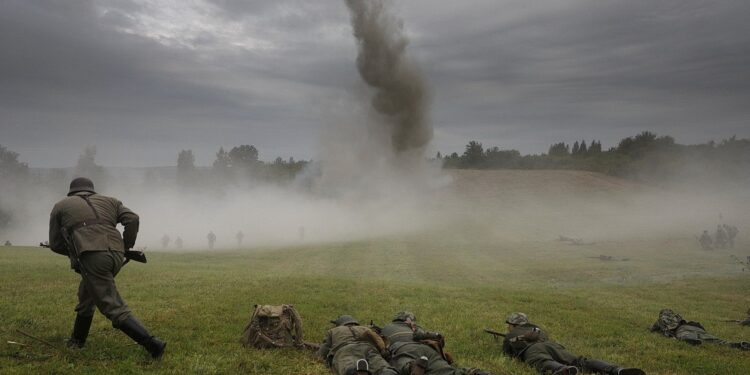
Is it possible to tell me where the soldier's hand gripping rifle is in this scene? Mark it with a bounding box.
[124,249,147,264]
[369,320,383,334]
[484,328,506,341]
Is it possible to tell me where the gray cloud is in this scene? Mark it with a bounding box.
[1,0,748,167]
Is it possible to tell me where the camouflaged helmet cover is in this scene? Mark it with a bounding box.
[506,312,529,326]
[331,315,359,326]
[393,311,417,322]
[657,308,684,331]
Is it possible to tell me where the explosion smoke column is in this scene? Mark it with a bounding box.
[345,0,432,153]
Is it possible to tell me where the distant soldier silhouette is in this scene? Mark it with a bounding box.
[698,230,713,251]
[236,230,244,247]
[3,240,11,246]
[207,231,216,250]
[174,236,183,249]
[724,224,738,248]
[160,234,170,249]
[714,225,728,249]
[500,312,644,375]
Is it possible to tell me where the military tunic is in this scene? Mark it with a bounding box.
[381,321,474,375]
[49,192,139,326]
[317,325,398,375]
[650,317,725,345]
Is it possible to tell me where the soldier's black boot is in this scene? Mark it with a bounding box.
[409,356,428,375]
[584,359,645,375]
[727,341,750,351]
[67,314,93,348]
[117,316,167,359]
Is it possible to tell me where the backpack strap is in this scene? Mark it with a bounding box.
[286,305,305,345]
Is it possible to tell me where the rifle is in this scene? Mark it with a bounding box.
[483,328,506,339]
[124,250,147,264]
[369,320,383,334]
[41,240,146,264]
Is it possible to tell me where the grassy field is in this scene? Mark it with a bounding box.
[2,229,749,374]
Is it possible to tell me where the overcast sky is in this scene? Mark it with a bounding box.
[2,0,749,167]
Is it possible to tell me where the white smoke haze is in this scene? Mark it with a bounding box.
[1,0,748,266]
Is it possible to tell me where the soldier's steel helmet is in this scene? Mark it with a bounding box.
[506,312,529,325]
[658,308,683,330]
[68,177,96,196]
[393,311,416,322]
[330,315,359,326]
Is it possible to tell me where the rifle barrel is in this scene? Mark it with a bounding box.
[483,328,506,337]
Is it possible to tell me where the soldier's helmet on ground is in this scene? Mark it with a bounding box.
[68,177,96,196]
[393,311,416,322]
[658,308,684,330]
[330,315,359,326]
[506,312,529,326]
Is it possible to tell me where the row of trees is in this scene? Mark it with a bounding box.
[175,145,308,185]
[440,131,750,184]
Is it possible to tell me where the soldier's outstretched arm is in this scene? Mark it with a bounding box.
[47,206,67,256]
[116,200,139,249]
[316,331,332,363]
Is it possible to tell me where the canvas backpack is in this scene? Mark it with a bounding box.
[241,304,305,349]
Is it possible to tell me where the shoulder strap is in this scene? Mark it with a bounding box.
[79,195,100,219]
[67,195,112,232]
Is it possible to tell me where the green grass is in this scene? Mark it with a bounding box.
[1,231,749,374]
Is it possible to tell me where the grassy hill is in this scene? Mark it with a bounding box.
[2,170,749,374]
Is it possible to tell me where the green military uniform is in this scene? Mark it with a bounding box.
[650,308,749,350]
[48,177,165,358]
[501,313,643,375]
[317,315,398,375]
[381,312,489,375]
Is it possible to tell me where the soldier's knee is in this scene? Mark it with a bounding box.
[109,312,132,328]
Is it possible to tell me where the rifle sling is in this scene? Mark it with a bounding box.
[67,195,115,232]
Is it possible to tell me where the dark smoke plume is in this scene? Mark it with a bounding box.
[345,0,432,153]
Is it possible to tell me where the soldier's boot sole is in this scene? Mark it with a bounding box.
[409,356,428,375]
[616,369,645,375]
[552,366,578,375]
[356,359,370,375]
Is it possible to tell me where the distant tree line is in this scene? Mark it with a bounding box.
[177,145,308,186]
[439,131,750,184]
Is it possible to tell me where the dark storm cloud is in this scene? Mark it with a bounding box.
[1,0,749,167]
[399,0,750,151]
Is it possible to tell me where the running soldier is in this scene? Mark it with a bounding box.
[48,177,165,358]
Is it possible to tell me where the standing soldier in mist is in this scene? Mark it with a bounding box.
[236,230,244,247]
[698,230,713,251]
[714,224,728,249]
[175,236,183,249]
[161,234,170,249]
[48,177,166,358]
[207,230,216,249]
